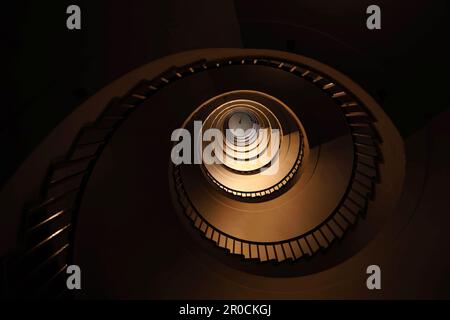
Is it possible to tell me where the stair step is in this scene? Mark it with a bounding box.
[22,225,71,270]
[46,174,84,199]
[343,199,363,216]
[290,240,303,259]
[204,226,213,239]
[351,180,372,198]
[354,172,374,190]
[356,153,377,168]
[212,230,220,244]
[298,238,311,256]
[49,160,90,183]
[274,244,285,262]
[355,144,378,157]
[348,190,368,210]
[127,80,154,98]
[27,209,69,233]
[49,169,86,186]
[29,188,79,214]
[76,127,112,146]
[226,238,234,253]
[27,197,76,232]
[334,213,350,230]
[27,244,69,278]
[320,224,336,243]
[340,103,360,113]
[250,244,259,259]
[234,240,242,255]
[353,134,374,146]
[258,245,268,261]
[218,235,227,248]
[266,245,277,260]
[282,243,294,260]
[327,219,345,238]
[242,243,250,259]
[25,223,71,253]
[313,230,329,249]
[356,163,377,179]
[306,235,320,253]
[338,207,358,224]
[350,124,377,137]
[345,113,371,123]
[101,98,134,117]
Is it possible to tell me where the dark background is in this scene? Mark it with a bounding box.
[3,0,450,188]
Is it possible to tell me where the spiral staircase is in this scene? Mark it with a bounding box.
[0,49,409,298]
